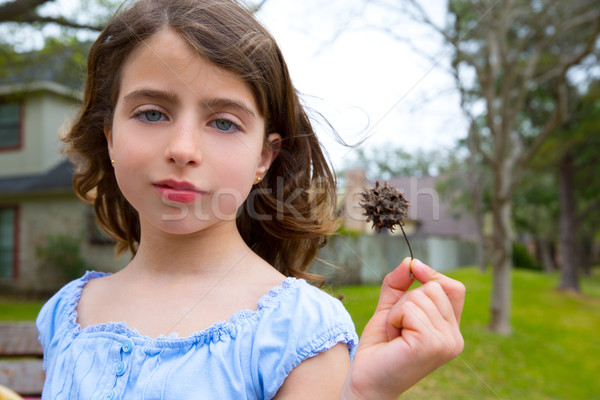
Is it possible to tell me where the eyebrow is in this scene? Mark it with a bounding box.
[123,89,179,105]
[122,89,256,119]
[202,97,257,119]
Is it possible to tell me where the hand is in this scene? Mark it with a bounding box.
[340,258,465,399]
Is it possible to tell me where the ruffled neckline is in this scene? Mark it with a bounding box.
[64,271,299,346]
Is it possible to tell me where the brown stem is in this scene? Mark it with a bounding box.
[399,225,413,260]
[400,225,414,280]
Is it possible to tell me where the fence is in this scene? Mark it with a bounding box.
[312,234,477,285]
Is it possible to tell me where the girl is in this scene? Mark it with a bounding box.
[36,0,465,398]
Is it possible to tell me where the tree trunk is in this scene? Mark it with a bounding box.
[558,152,580,291]
[467,123,487,271]
[474,210,487,272]
[488,161,513,335]
[580,237,592,277]
[538,239,557,273]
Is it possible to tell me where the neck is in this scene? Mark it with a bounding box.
[130,219,254,279]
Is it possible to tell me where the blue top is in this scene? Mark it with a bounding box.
[36,271,358,400]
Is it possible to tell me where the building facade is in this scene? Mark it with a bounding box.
[0,82,127,292]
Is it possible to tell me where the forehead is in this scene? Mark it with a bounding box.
[118,29,261,115]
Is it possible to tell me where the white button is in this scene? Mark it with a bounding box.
[115,361,127,376]
[122,339,134,353]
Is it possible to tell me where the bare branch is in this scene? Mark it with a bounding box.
[0,0,49,21]
[466,112,494,166]
[0,0,104,31]
[248,0,268,14]
[519,23,600,170]
[531,9,600,85]
[13,11,104,31]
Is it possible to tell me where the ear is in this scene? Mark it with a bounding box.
[255,133,281,178]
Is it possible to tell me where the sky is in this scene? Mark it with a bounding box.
[6,0,468,170]
[253,0,467,168]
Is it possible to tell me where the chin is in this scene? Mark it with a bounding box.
[156,216,237,237]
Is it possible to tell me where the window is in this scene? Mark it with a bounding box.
[0,207,17,279]
[0,102,22,149]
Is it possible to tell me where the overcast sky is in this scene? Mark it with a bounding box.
[254,0,467,168]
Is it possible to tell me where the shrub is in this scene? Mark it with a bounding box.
[36,233,88,282]
[512,242,542,270]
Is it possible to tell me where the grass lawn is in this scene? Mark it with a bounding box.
[337,267,600,400]
[0,300,45,321]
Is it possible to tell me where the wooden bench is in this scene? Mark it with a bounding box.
[0,323,44,397]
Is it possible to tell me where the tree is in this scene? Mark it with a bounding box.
[343,144,454,179]
[361,0,600,333]
[536,79,600,289]
[436,131,492,272]
[511,169,559,272]
[0,0,104,31]
[0,36,92,88]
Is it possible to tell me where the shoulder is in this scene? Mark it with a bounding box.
[36,271,108,350]
[250,278,359,398]
[261,278,355,333]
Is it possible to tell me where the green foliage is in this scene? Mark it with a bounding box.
[335,224,362,238]
[343,144,455,180]
[512,242,542,271]
[36,233,88,282]
[511,170,558,239]
[0,36,91,89]
[336,267,600,399]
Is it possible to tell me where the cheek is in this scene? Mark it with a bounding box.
[207,146,260,216]
[111,131,154,204]
[213,162,256,214]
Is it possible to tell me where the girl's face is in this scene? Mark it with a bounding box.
[105,29,279,236]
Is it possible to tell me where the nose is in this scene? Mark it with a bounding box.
[165,121,201,167]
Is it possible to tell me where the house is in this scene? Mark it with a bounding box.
[0,49,127,292]
[313,168,479,285]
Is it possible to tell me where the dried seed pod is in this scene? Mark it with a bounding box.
[361,181,414,261]
[360,181,409,233]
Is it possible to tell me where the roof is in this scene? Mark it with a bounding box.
[0,80,82,101]
[0,160,74,196]
[0,40,90,100]
[384,176,477,240]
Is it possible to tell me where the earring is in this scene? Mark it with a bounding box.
[111,159,115,166]
[255,176,262,183]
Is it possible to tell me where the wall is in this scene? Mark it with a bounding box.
[0,93,78,177]
[13,194,128,291]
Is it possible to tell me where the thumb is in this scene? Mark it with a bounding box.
[359,257,414,347]
[376,257,414,312]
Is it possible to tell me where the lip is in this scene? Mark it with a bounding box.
[153,179,206,204]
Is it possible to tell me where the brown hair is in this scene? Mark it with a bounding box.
[63,0,338,281]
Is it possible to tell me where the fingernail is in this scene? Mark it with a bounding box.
[412,259,425,270]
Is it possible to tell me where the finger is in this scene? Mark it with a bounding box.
[417,282,464,351]
[420,281,457,326]
[385,289,442,341]
[376,257,415,312]
[410,259,466,324]
[386,288,464,361]
[386,297,437,344]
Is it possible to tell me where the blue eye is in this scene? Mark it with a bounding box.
[212,118,240,133]
[142,110,164,122]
